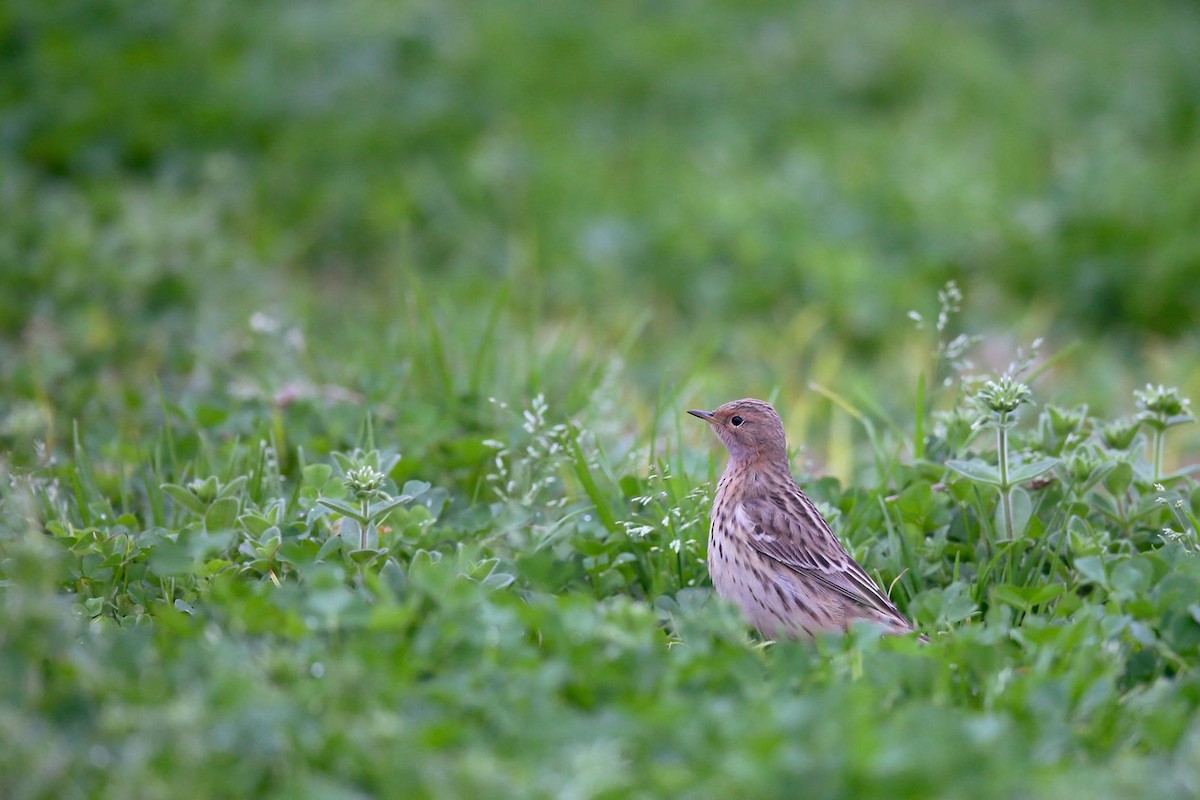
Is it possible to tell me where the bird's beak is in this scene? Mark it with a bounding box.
[687,409,715,422]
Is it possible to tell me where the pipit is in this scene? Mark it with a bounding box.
[689,398,918,639]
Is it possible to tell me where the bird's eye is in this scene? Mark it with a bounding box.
[730,415,744,427]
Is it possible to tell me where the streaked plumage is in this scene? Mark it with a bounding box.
[689,398,917,639]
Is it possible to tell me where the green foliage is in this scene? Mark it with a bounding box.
[4,353,1200,797]
[5,1,1200,797]
[5,0,1200,347]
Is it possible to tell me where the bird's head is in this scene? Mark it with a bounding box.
[688,398,788,465]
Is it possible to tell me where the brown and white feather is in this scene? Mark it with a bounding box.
[692,398,916,639]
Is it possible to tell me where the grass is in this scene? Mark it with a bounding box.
[4,308,1200,798]
[4,1,1200,797]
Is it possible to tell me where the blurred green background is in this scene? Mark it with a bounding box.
[6,3,1200,798]
[3,0,1200,461]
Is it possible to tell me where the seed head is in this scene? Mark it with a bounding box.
[1046,404,1087,438]
[975,375,1032,415]
[1101,417,1140,451]
[1134,384,1194,432]
[188,476,218,503]
[344,465,385,498]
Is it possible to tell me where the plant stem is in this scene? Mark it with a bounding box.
[360,497,370,549]
[914,372,926,461]
[1152,428,1165,484]
[997,412,1014,541]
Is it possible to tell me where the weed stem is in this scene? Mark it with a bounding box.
[997,412,1014,541]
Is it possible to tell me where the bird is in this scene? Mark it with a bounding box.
[688,398,919,639]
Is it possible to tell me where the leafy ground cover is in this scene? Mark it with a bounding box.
[4,315,1200,799]
[4,1,1200,798]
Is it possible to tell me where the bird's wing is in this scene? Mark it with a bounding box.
[737,492,912,629]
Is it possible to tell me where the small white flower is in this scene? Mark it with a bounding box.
[249,311,280,333]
